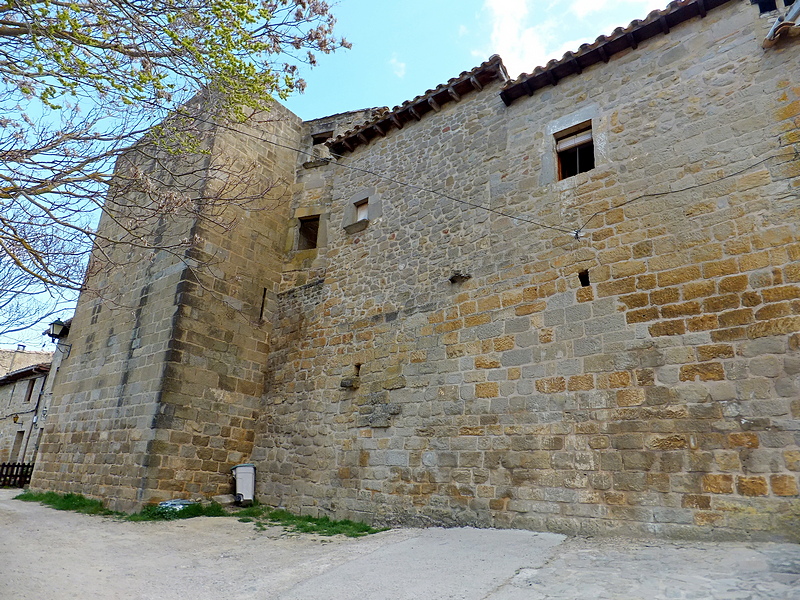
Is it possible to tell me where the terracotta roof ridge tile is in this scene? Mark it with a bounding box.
[329,55,508,155]
[305,107,388,125]
[501,0,733,105]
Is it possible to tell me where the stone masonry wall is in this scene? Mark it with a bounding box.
[255,1,800,541]
[31,102,305,510]
[0,374,46,462]
[29,135,209,510]
[146,104,303,504]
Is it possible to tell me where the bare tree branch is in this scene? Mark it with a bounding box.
[0,0,349,338]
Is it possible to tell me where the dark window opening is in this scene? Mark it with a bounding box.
[11,431,24,461]
[312,130,334,145]
[354,363,362,376]
[578,270,591,287]
[556,122,595,180]
[259,287,267,321]
[23,379,35,402]
[785,0,795,6]
[754,0,778,12]
[297,216,320,250]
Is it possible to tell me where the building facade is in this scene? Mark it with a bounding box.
[1,363,50,463]
[32,0,800,540]
[0,348,52,377]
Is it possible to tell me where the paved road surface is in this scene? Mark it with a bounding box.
[1,489,798,599]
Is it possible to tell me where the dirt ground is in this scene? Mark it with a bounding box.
[1,488,799,600]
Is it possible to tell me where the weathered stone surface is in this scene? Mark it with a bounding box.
[28,2,800,541]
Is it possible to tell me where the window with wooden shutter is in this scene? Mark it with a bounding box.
[555,121,595,180]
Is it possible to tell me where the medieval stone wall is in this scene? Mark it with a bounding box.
[149,105,303,504]
[28,0,799,539]
[30,101,305,510]
[255,1,800,540]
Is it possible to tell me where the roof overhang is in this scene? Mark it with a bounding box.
[0,363,51,386]
[328,55,509,156]
[500,0,734,106]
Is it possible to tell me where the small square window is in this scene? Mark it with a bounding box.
[556,122,594,180]
[343,188,380,233]
[355,199,369,222]
[297,216,320,250]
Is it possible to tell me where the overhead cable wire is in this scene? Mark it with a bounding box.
[576,147,798,235]
[149,103,799,240]
[220,115,799,240]
[161,106,575,234]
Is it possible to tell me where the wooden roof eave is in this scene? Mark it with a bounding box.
[0,363,51,386]
[329,58,506,156]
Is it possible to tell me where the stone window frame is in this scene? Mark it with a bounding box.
[22,378,35,403]
[342,187,382,234]
[297,215,321,250]
[286,208,329,255]
[540,105,604,188]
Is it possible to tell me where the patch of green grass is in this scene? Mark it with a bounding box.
[230,502,383,536]
[127,502,226,521]
[258,508,386,537]
[14,491,119,516]
[14,492,387,537]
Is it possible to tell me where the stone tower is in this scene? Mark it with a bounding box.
[30,101,303,510]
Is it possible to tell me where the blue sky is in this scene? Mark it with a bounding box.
[284,0,668,120]
[1,0,669,350]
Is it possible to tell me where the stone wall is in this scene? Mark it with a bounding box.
[29,135,205,508]
[30,101,306,510]
[148,105,303,505]
[254,1,800,540]
[0,371,47,463]
[29,0,799,539]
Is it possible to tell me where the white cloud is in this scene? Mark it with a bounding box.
[481,0,553,77]
[458,24,469,37]
[389,55,406,78]
[478,0,670,78]
[570,0,666,20]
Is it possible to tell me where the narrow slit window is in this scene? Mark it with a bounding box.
[556,122,595,180]
[23,379,35,402]
[297,216,320,250]
[578,270,591,287]
[259,287,267,321]
[355,199,369,222]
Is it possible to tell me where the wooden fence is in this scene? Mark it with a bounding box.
[0,463,34,488]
